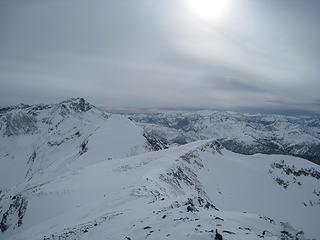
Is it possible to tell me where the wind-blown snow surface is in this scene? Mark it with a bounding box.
[1,99,320,240]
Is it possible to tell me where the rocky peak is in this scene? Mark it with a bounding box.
[58,98,93,113]
[0,98,97,137]
[0,104,31,115]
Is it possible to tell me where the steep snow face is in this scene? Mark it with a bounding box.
[0,99,165,189]
[128,111,320,164]
[1,140,319,240]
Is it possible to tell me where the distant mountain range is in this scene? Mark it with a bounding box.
[127,111,320,165]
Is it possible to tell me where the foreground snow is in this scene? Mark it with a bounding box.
[1,140,319,239]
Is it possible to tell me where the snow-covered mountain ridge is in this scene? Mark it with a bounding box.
[0,99,319,240]
[127,111,320,165]
[0,98,167,189]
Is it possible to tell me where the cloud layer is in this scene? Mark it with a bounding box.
[0,0,319,114]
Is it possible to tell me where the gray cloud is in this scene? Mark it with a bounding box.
[203,76,267,93]
[0,0,319,114]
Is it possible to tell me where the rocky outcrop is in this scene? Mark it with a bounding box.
[0,98,97,138]
[3,112,38,136]
[0,194,28,232]
[60,98,92,113]
[143,132,168,151]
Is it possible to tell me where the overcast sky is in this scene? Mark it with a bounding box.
[0,0,319,114]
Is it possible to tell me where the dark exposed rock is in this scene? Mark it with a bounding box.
[271,160,320,180]
[67,98,92,112]
[143,132,168,151]
[3,112,38,136]
[222,230,235,235]
[186,205,197,212]
[0,104,31,114]
[214,217,224,221]
[180,151,199,163]
[26,151,37,179]
[27,151,37,165]
[80,140,88,155]
[239,226,251,231]
[259,215,276,224]
[0,194,28,232]
[215,229,223,240]
[199,141,224,154]
[274,177,289,189]
[41,211,123,240]
[47,131,82,147]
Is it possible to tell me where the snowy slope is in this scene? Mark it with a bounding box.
[1,100,319,240]
[1,140,319,240]
[0,98,166,189]
[128,111,320,165]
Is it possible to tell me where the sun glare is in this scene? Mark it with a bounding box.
[186,0,230,22]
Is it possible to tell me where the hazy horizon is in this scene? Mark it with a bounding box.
[1,96,319,117]
[1,0,320,114]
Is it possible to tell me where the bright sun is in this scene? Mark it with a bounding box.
[186,0,231,22]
